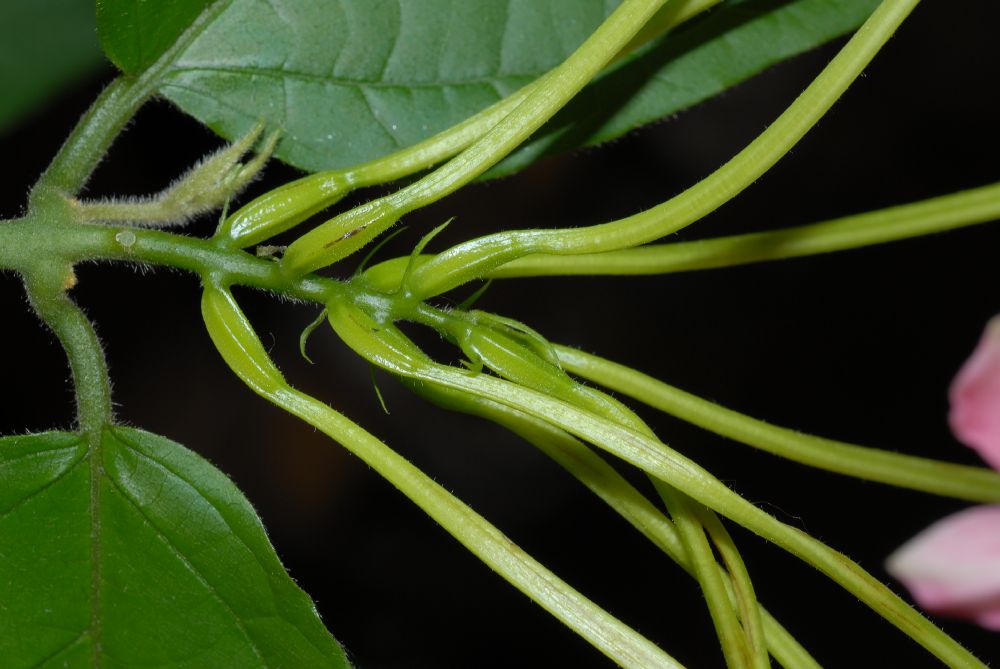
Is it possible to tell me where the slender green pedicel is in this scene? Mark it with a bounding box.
[555,345,1000,503]
[403,0,919,299]
[327,300,985,669]
[407,379,818,668]
[202,284,682,669]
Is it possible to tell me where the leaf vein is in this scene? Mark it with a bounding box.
[110,429,277,582]
[101,475,268,667]
[26,631,89,669]
[357,88,403,148]
[164,63,540,90]
[0,449,87,521]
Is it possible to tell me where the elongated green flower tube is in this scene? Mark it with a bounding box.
[554,345,1000,503]
[412,303,769,667]
[281,0,677,275]
[489,180,1000,278]
[218,0,722,252]
[408,380,819,668]
[403,0,918,299]
[201,284,682,669]
[327,299,986,669]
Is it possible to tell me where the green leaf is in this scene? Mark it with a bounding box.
[96,0,212,75]
[154,0,621,172]
[0,0,107,134]
[145,0,876,175]
[0,427,350,668]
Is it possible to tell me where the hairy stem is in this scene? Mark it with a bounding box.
[29,0,240,198]
[22,268,112,435]
[30,77,150,199]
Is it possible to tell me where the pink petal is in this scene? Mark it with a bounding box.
[887,506,1000,629]
[949,316,1000,470]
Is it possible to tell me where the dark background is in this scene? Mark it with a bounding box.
[2,2,999,666]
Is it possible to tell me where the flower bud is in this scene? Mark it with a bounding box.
[949,316,1000,469]
[217,170,351,248]
[886,505,1000,630]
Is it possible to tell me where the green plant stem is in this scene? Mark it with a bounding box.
[571,344,765,669]
[327,302,984,669]
[354,176,1000,288]
[403,0,917,299]
[21,260,114,669]
[276,387,681,669]
[488,179,1000,277]
[29,0,239,198]
[21,266,112,437]
[0,215,345,305]
[7,214,995,504]
[657,482,756,669]
[555,346,1000,503]
[281,0,678,275]
[26,282,110,669]
[410,381,820,668]
[695,506,769,669]
[200,284,681,669]
[30,77,149,199]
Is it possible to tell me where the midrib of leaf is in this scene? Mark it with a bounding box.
[85,424,269,666]
[87,430,103,668]
[108,428,309,663]
[164,64,539,90]
[130,0,238,91]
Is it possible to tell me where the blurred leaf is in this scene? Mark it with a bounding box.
[147,0,876,175]
[0,428,350,668]
[96,0,212,75]
[0,0,107,134]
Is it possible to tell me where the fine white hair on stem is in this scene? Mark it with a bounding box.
[70,123,279,228]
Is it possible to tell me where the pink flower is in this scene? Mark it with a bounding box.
[886,506,1000,630]
[886,318,1000,631]
[949,316,1000,470]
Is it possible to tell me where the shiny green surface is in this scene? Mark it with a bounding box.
[117,0,876,174]
[0,428,349,669]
